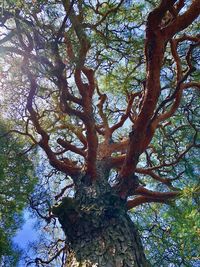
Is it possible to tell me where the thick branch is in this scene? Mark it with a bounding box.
[62,0,90,67]
[127,197,169,209]
[61,3,99,179]
[119,3,167,179]
[74,69,98,178]
[127,187,179,209]
[135,186,179,199]
[118,1,199,183]
[57,138,86,157]
[163,0,200,39]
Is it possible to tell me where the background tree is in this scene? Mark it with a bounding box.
[0,0,199,266]
[0,121,37,267]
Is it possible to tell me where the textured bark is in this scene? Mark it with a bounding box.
[53,163,151,267]
[65,214,149,267]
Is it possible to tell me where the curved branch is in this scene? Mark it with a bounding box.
[152,68,196,125]
[111,92,140,133]
[135,168,173,186]
[97,92,110,137]
[183,82,200,90]
[57,138,86,157]
[33,246,66,266]
[25,69,80,176]
[163,0,200,40]
[55,183,74,200]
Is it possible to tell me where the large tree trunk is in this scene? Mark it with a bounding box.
[66,214,150,267]
[52,164,150,267]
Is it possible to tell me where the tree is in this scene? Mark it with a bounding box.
[0,121,37,266]
[0,0,199,266]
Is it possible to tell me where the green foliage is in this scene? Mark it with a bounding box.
[133,157,200,267]
[134,194,200,266]
[0,120,37,266]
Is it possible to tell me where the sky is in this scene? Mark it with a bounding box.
[13,210,38,266]
[13,211,37,249]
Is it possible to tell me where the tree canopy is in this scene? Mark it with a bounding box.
[0,0,199,266]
